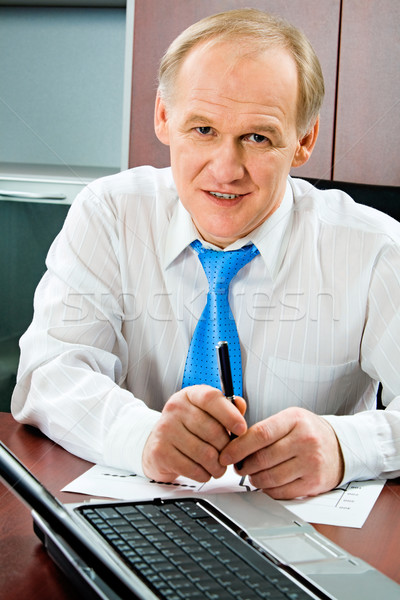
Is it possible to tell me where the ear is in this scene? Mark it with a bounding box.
[154,92,171,146]
[291,117,319,168]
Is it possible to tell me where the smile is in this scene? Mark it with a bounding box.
[209,192,242,200]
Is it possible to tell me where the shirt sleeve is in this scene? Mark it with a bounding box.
[325,241,400,483]
[11,185,161,476]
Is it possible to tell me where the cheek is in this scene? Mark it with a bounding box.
[173,150,207,188]
[253,157,288,190]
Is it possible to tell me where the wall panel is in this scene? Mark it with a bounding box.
[334,0,400,185]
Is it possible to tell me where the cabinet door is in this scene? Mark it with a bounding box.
[334,0,400,185]
[128,0,340,181]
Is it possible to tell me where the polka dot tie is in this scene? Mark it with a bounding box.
[182,240,259,396]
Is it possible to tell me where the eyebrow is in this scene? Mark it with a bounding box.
[183,114,280,135]
[251,124,280,136]
[183,115,214,128]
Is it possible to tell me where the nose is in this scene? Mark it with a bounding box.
[207,138,246,184]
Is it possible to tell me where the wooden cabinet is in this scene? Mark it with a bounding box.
[333,0,400,185]
[128,0,340,181]
[127,0,399,186]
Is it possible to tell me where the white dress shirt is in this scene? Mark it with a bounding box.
[11,166,400,484]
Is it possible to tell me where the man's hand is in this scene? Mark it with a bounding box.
[142,385,247,483]
[219,407,344,499]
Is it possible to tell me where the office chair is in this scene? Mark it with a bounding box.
[0,199,69,411]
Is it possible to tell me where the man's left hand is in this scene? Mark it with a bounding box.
[219,406,344,499]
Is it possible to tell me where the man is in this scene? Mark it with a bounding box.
[12,9,400,499]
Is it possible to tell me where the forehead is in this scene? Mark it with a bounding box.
[172,40,299,124]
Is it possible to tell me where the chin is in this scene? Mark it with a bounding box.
[202,231,238,248]
[195,214,246,246]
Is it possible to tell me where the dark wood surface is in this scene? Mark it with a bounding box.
[1,412,399,598]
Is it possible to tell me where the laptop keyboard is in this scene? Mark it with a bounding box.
[79,499,314,600]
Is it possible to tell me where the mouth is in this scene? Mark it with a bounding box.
[208,191,245,200]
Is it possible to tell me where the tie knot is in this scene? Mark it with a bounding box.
[191,240,259,292]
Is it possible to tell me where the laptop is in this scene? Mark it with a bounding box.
[1,441,398,600]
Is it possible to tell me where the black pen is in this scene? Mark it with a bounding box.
[216,340,244,470]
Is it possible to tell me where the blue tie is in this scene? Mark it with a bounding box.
[182,240,259,396]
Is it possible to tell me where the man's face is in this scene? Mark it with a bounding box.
[155,41,317,248]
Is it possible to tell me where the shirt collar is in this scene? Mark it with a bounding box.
[246,179,294,279]
[164,178,294,279]
[163,199,199,269]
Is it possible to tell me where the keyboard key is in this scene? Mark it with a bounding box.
[80,500,314,600]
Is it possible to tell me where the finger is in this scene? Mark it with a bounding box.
[245,418,343,498]
[251,463,330,501]
[235,432,296,476]
[232,395,247,417]
[143,421,226,482]
[162,444,223,483]
[177,425,228,479]
[148,447,214,483]
[219,410,295,467]
[243,414,343,487]
[247,456,299,493]
[185,385,247,437]
[260,480,308,501]
[158,401,231,478]
[184,405,233,451]
[165,388,235,451]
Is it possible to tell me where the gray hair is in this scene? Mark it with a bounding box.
[158,8,324,136]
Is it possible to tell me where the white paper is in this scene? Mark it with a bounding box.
[279,479,386,528]
[62,465,385,528]
[62,464,258,500]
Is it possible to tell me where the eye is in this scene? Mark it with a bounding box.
[195,126,213,136]
[247,133,269,144]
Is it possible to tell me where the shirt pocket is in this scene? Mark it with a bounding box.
[257,356,361,420]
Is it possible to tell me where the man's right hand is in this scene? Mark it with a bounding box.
[142,385,247,483]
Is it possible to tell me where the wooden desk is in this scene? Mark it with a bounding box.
[1,412,399,598]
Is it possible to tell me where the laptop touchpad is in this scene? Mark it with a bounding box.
[258,532,342,564]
